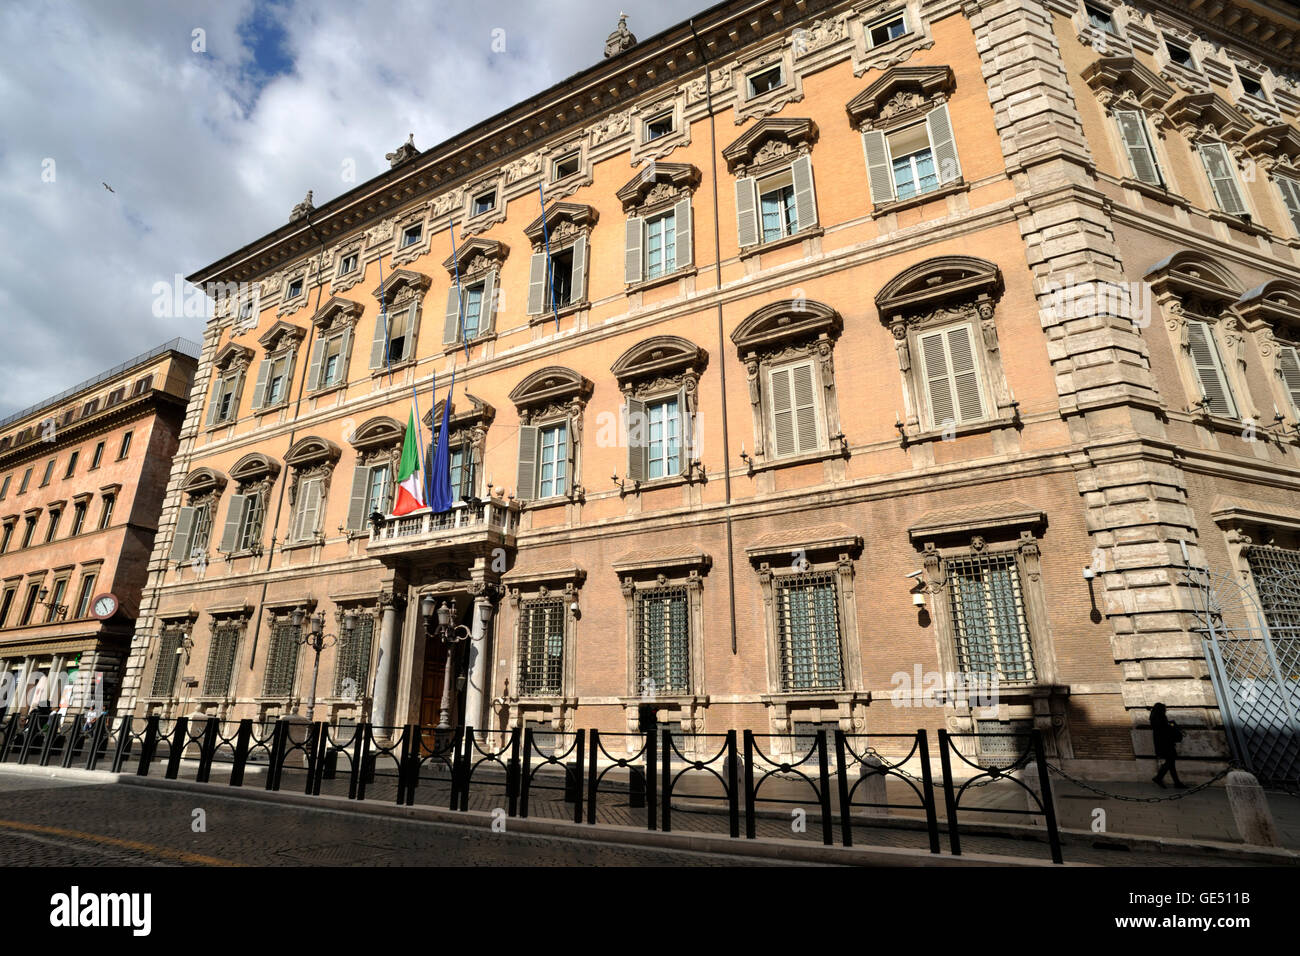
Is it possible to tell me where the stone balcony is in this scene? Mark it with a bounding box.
[366,498,519,567]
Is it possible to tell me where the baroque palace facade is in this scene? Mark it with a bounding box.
[0,339,198,717]
[119,0,1300,773]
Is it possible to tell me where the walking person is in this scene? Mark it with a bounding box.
[1149,702,1186,789]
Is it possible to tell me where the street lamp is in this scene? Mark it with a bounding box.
[36,587,68,622]
[290,606,356,723]
[422,596,470,731]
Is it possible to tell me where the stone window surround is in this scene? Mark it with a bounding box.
[848,0,934,76]
[610,334,708,492]
[390,204,433,269]
[722,116,822,255]
[306,296,363,395]
[369,269,431,371]
[253,322,307,414]
[1211,496,1300,593]
[331,236,367,293]
[222,453,280,559]
[143,609,200,703]
[508,366,593,507]
[343,416,404,533]
[420,393,496,500]
[501,566,585,734]
[874,256,1014,440]
[731,298,845,472]
[1236,280,1300,423]
[174,467,228,567]
[617,162,700,291]
[911,511,1066,754]
[540,136,594,201]
[461,172,507,237]
[629,91,691,164]
[256,597,318,713]
[439,241,504,353]
[206,343,254,429]
[196,606,253,708]
[1242,124,1300,242]
[1070,0,1133,55]
[1146,251,1252,424]
[282,436,341,548]
[614,550,711,735]
[732,39,803,124]
[747,531,867,740]
[275,262,315,318]
[523,203,598,324]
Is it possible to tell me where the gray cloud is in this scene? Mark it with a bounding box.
[0,0,705,416]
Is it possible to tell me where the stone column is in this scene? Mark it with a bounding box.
[464,591,495,730]
[370,592,401,729]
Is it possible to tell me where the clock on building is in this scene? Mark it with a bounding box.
[90,593,119,620]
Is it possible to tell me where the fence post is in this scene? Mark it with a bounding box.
[266,720,287,791]
[1032,730,1063,864]
[353,723,373,801]
[586,729,599,825]
[164,717,188,779]
[646,730,657,832]
[938,729,961,856]
[572,730,586,824]
[458,726,476,812]
[743,730,757,839]
[0,715,18,762]
[137,716,160,777]
[447,728,463,811]
[395,725,413,806]
[195,718,219,783]
[305,723,325,796]
[37,715,62,767]
[661,728,672,833]
[727,730,739,839]
[519,727,533,819]
[111,716,134,773]
[817,731,833,846]
[18,716,39,765]
[917,730,941,855]
[507,725,522,818]
[835,731,853,847]
[61,716,85,769]
[85,717,109,772]
[229,720,252,787]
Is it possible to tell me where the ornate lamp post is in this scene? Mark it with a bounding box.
[421,595,470,730]
[290,607,355,723]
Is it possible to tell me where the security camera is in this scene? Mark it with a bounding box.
[1082,567,1096,580]
[905,569,924,579]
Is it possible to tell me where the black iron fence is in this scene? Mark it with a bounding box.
[0,713,1063,861]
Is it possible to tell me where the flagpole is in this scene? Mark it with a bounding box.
[377,248,393,386]
[412,372,431,513]
[449,221,471,362]
[537,182,560,331]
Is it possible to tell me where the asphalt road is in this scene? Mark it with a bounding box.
[0,773,804,867]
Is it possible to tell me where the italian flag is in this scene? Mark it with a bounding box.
[391,408,426,516]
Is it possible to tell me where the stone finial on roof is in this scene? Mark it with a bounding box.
[289,190,314,223]
[386,133,418,169]
[605,12,636,58]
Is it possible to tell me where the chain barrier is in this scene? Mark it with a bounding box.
[1045,761,1233,803]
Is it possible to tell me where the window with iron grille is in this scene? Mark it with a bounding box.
[202,622,241,697]
[635,585,690,695]
[775,572,844,691]
[975,718,1033,760]
[333,613,375,698]
[947,551,1035,683]
[1245,545,1300,638]
[262,621,301,697]
[151,627,186,697]
[518,599,565,696]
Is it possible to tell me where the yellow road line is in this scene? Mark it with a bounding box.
[0,818,243,867]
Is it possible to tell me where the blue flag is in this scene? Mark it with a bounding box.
[429,367,456,513]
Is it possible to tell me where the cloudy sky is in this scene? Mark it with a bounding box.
[0,0,708,417]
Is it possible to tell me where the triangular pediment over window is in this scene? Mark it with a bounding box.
[846,65,955,130]
[310,295,363,328]
[1164,90,1250,140]
[615,162,700,211]
[257,320,306,350]
[422,392,497,430]
[523,203,598,244]
[213,343,253,370]
[371,268,431,305]
[440,238,508,277]
[721,117,818,173]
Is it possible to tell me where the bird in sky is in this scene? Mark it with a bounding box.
[102,182,114,193]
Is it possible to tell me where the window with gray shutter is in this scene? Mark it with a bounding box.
[571,235,588,304]
[863,129,894,204]
[1115,110,1162,186]
[768,361,820,457]
[924,105,961,185]
[919,325,985,428]
[305,336,325,392]
[1185,318,1237,417]
[293,477,323,541]
[735,177,759,248]
[1276,175,1300,235]
[673,198,692,270]
[625,397,648,482]
[202,622,241,697]
[516,425,539,500]
[219,494,249,553]
[1279,345,1300,415]
[262,621,301,697]
[345,463,371,531]
[791,155,818,230]
[169,506,197,563]
[369,312,390,369]
[527,252,547,315]
[250,358,271,409]
[625,217,644,284]
[480,270,497,336]
[1199,142,1247,215]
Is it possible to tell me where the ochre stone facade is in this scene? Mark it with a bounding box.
[118,0,1300,774]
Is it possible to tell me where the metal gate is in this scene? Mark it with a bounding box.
[1189,550,1300,788]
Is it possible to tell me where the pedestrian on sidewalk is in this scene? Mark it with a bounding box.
[1149,702,1186,789]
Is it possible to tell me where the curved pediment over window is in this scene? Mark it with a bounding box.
[440,238,508,280]
[611,335,709,388]
[230,452,281,483]
[721,117,818,175]
[310,295,364,329]
[508,366,593,411]
[1081,56,1173,110]
[284,435,342,468]
[1243,123,1300,171]
[371,268,431,306]
[422,391,497,431]
[846,65,955,130]
[181,467,228,496]
[523,203,598,246]
[349,416,404,452]
[1145,250,1242,310]
[731,299,842,356]
[875,256,1004,326]
[615,162,701,212]
[1236,279,1300,329]
[213,343,253,371]
[1163,90,1251,142]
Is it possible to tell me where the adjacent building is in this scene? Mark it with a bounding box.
[0,339,199,717]
[118,0,1300,778]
